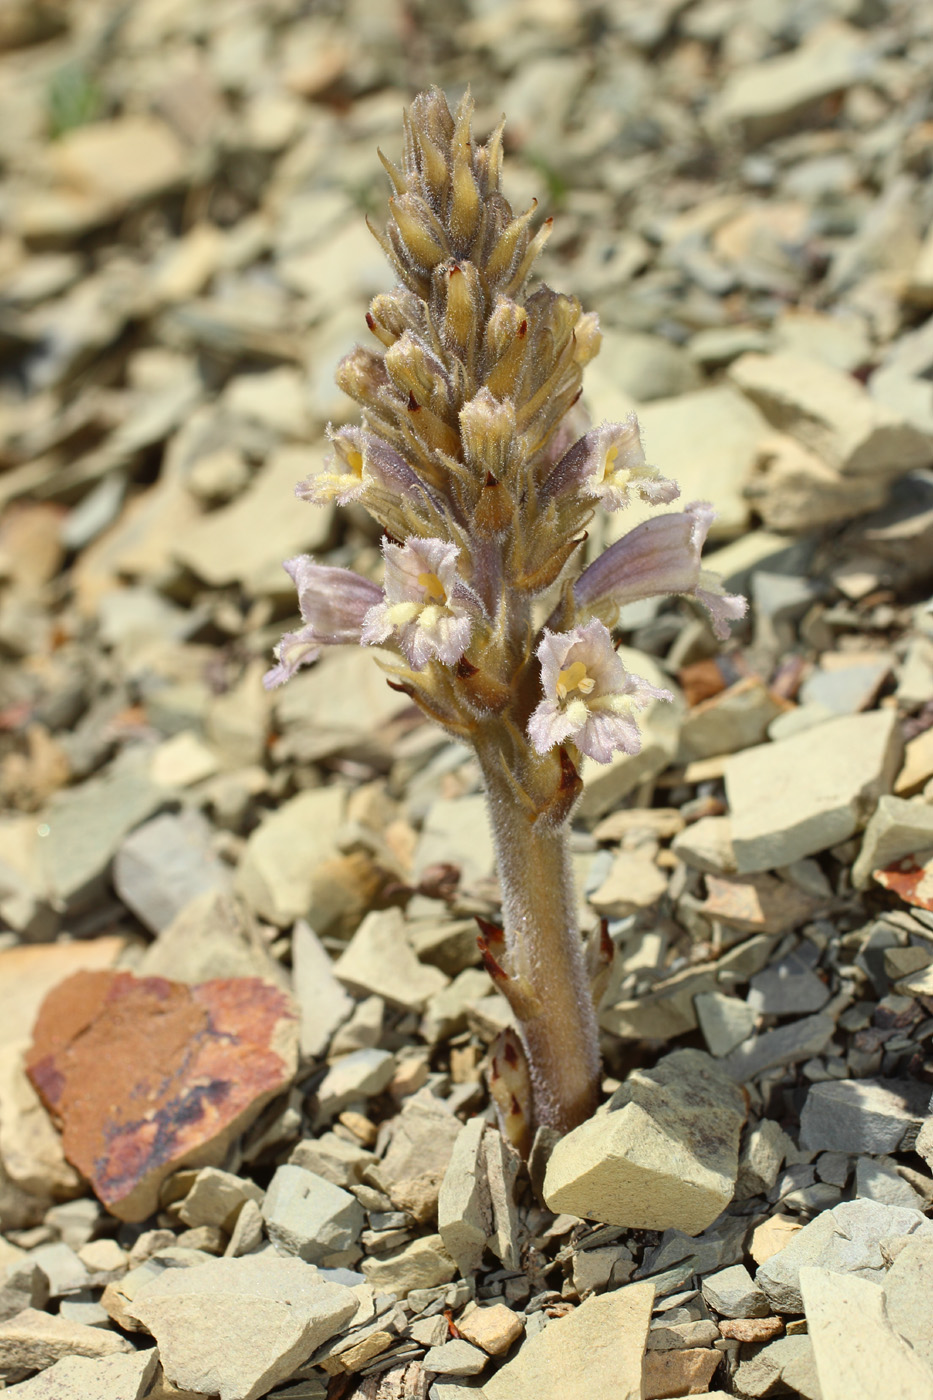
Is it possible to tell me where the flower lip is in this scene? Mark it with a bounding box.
[360,536,480,669]
[528,619,672,765]
[542,414,680,512]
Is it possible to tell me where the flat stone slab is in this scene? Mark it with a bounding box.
[127,1253,357,1400]
[26,971,298,1221]
[800,1266,933,1400]
[482,1282,654,1400]
[756,1199,933,1313]
[0,1349,158,1399]
[724,709,903,874]
[799,1077,929,1153]
[543,1049,746,1234]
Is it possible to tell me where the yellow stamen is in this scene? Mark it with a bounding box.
[418,571,447,604]
[556,660,596,702]
[347,449,363,479]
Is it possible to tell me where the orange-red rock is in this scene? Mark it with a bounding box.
[26,971,297,1222]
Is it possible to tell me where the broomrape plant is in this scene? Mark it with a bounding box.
[266,89,745,1150]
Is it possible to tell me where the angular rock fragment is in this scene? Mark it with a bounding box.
[0,1307,133,1377]
[543,1049,746,1234]
[262,1164,363,1265]
[25,971,298,1221]
[800,1265,933,1400]
[378,1089,461,1223]
[291,919,353,1060]
[482,1282,654,1400]
[127,1254,358,1400]
[437,1115,491,1277]
[333,909,448,1011]
[0,1348,158,1399]
[756,1199,933,1314]
[724,709,902,873]
[799,1078,928,1154]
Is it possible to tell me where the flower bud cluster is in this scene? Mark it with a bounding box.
[267,87,745,807]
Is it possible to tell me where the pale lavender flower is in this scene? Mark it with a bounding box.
[574,501,747,639]
[360,536,478,668]
[528,619,672,764]
[543,414,679,512]
[296,424,367,507]
[263,556,382,689]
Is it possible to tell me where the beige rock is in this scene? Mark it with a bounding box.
[127,1254,357,1400]
[482,1282,653,1400]
[672,816,737,875]
[589,849,667,917]
[177,1168,263,1232]
[334,908,448,1012]
[292,919,354,1061]
[151,226,224,304]
[149,731,220,788]
[882,1233,933,1368]
[725,708,903,874]
[729,351,933,478]
[851,794,933,889]
[747,432,888,532]
[139,891,286,986]
[544,1050,746,1234]
[379,1090,462,1223]
[457,1302,523,1355]
[173,445,333,593]
[437,1115,491,1278]
[0,1308,133,1375]
[909,223,933,307]
[360,1234,457,1297]
[678,677,785,764]
[800,1265,933,1400]
[223,367,311,439]
[235,786,347,928]
[710,23,873,146]
[46,116,187,213]
[643,1344,722,1398]
[0,1042,81,1199]
[0,1349,158,1399]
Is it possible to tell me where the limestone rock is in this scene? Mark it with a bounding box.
[799,1078,928,1154]
[262,1165,363,1265]
[725,709,903,874]
[883,1233,933,1368]
[334,909,448,1012]
[291,919,353,1061]
[360,1234,456,1297]
[26,971,298,1221]
[756,1199,933,1314]
[314,1049,396,1121]
[0,1348,158,1399]
[379,1090,462,1224]
[0,1308,132,1376]
[127,1253,357,1400]
[729,351,932,478]
[710,22,873,146]
[138,891,286,986]
[543,1049,746,1234]
[437,1116,491,1278]
[482,1282,653,1400]
[851,794,933,889]
[642,1345,722,1398]
[177,1168,263,1232]
[235,786,347,929]
[800,1265,933,1400]
[113,808,233,933]
[456,1302,523,1356]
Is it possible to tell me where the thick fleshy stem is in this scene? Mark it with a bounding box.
[473,724,600,1134]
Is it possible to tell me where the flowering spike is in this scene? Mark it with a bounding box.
[266,88,746,1143]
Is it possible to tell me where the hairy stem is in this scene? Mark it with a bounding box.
[473,726,601,1134]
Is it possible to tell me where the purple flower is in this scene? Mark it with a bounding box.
[543,415,680,512]
[527,619,672,765]
[574,501,746,640]
[263,556,383,689]
[360,536,478,669]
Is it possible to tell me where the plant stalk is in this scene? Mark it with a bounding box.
[473,727,601,1135]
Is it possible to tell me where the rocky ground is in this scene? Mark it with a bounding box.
[2,0,933,1397]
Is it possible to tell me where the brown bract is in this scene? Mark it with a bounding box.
[25,970,298,1221]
